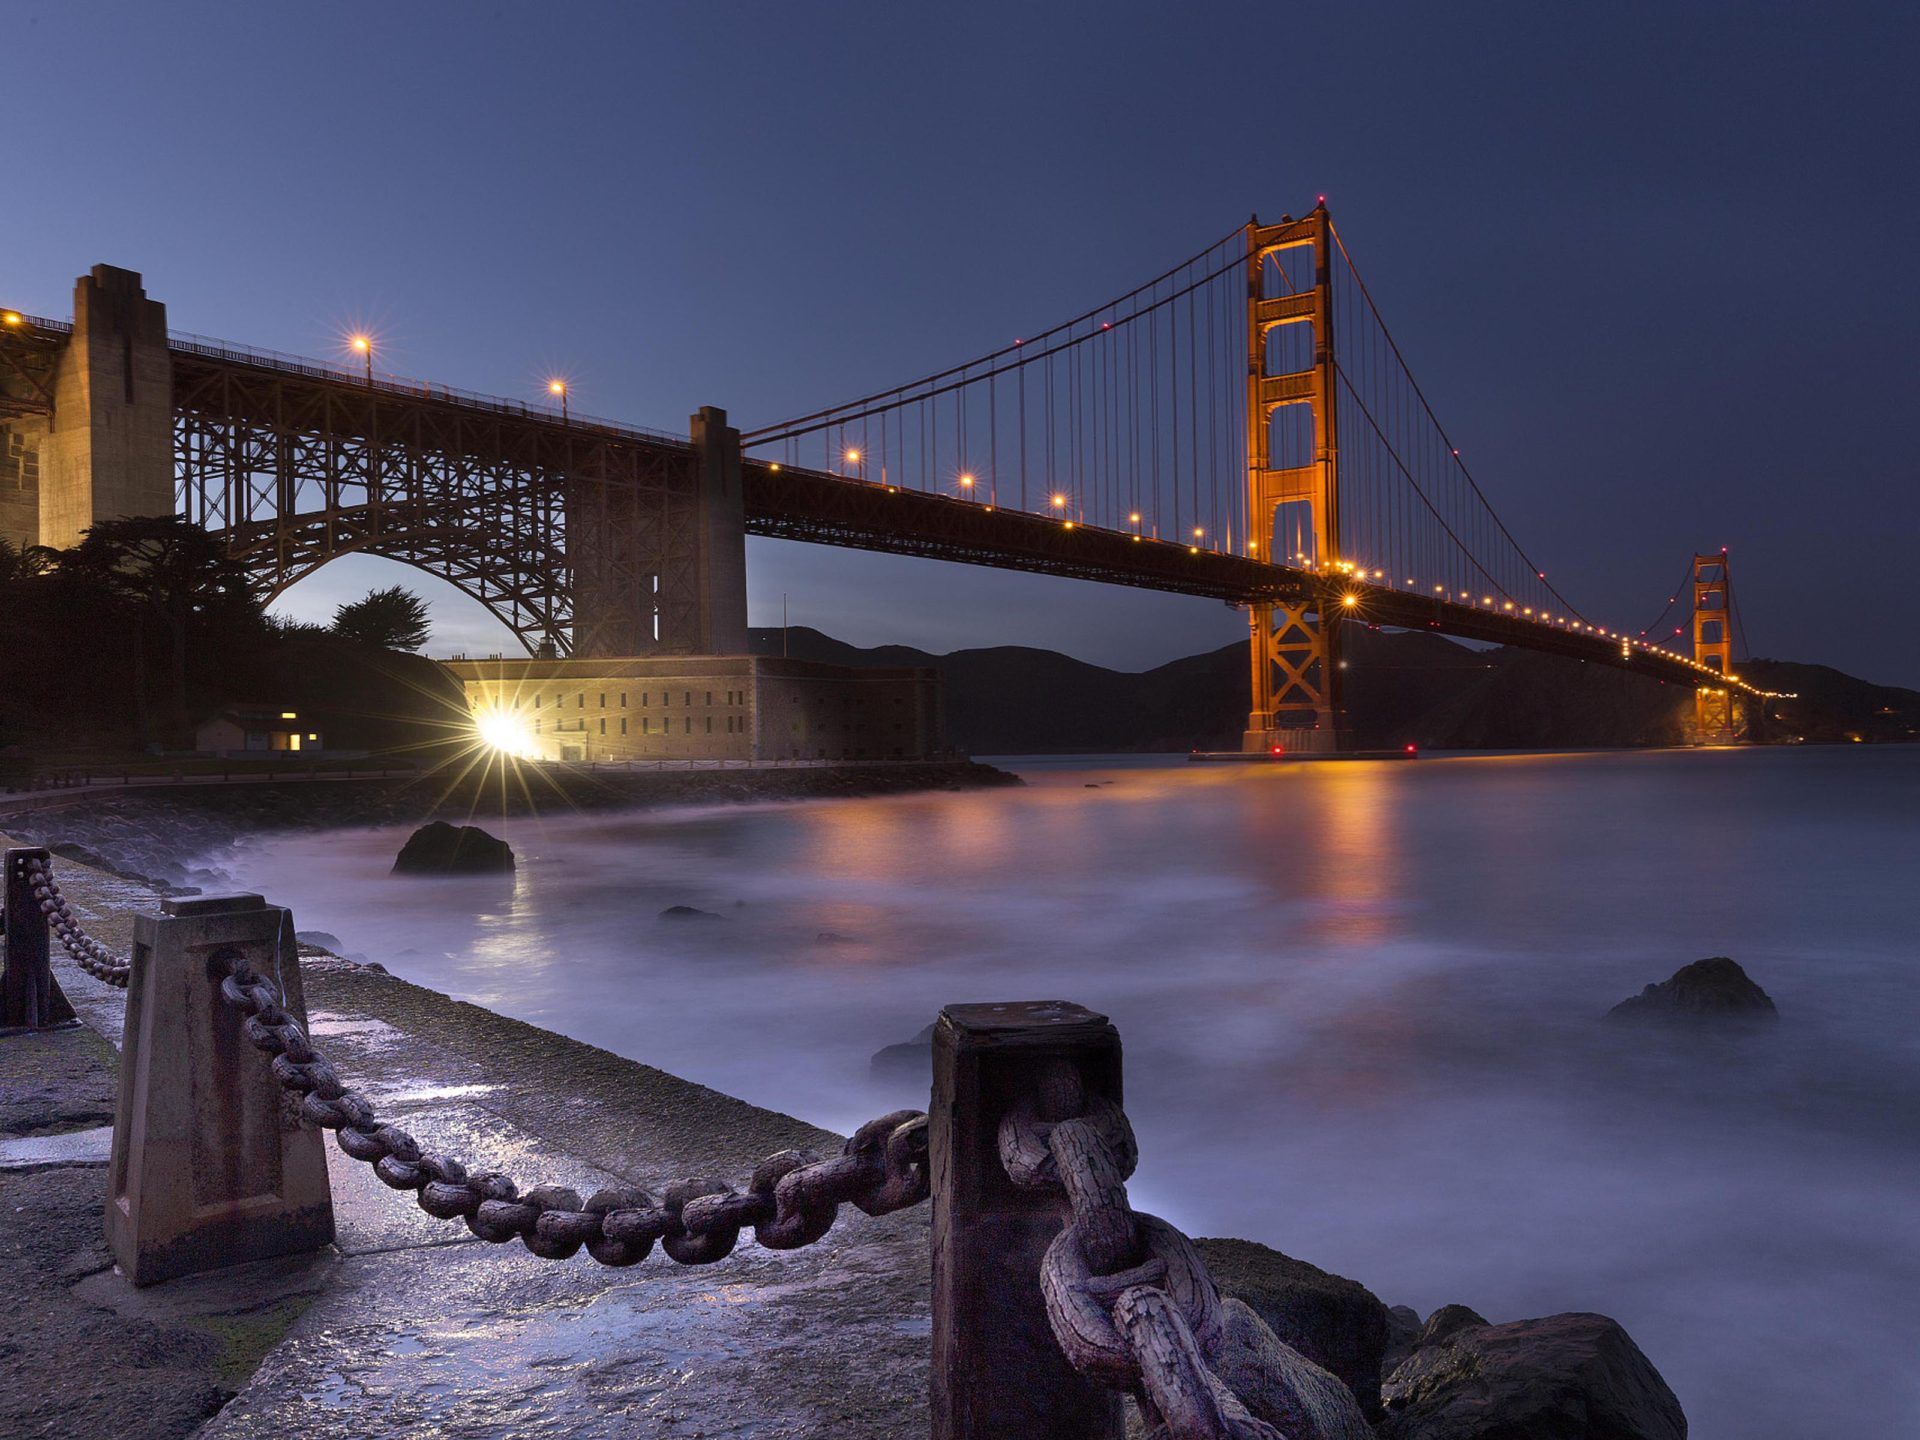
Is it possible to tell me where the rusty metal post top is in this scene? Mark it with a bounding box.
[933,1006,1105,1036]
[159,892,267,917]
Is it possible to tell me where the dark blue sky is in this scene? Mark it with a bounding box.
[10,2,1917,682]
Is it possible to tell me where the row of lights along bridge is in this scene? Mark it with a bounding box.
[0,310,1741,694]
[830,439,1738,684]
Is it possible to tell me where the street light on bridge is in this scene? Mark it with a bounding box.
[349,333,374,385]
[547,378,569,424]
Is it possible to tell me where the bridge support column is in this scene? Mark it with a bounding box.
[689,405,748,655]
[566,407,747,658]
[1243,205,1342,752]
[1244,598,1339,754]
[37,266,175,549]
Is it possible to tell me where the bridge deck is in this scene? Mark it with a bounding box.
[0,314,1749,697]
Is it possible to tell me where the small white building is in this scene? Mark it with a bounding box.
[194,707,324,755]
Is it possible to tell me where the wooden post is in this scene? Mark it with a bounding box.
[1,848,78,1033]
[930,1001,1125,1440]
[107,893,334,1284]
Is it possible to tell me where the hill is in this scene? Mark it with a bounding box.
[748,625,1920,753]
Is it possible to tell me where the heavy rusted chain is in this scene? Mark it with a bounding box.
[1001,1059,1283,1440]
[24,856,129,987]
[210,944,930,1267]
[22,855,931,1269]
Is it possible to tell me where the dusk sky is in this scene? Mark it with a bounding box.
[9,2,1917,683]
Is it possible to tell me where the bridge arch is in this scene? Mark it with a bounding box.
[261,542,548,656]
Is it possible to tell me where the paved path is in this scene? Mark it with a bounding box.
[4,840,930,1439]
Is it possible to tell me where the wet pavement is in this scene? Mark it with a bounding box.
[4,839,930,1438]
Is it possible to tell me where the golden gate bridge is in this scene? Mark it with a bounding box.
[0,202,1766,748]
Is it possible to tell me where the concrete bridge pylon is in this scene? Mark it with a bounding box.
[34,265,176,549]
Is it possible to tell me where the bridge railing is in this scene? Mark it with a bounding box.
[10,310,688,449]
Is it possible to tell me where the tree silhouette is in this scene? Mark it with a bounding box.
[58,516,265,744]
[332,585,432,652]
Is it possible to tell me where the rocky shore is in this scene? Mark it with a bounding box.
[0,759,1018,893]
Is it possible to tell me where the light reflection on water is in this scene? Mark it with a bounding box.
[222,746,1920,1439]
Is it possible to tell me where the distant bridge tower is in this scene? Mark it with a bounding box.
[1691,549,1737,741]
[1243,204,1341,753]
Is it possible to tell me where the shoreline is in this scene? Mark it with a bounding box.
[0,757,1018,893]
[1,841,936,1438]
[2,773,1698,1438]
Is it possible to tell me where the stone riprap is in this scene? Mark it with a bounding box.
[0,759,1019,894]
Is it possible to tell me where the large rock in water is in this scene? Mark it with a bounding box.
[869,1022,935,1082]
[1378,1311,1686,1440]
[1607,956,1777,1025]
[391,822,514,875]
[1194,1237,1391,1417]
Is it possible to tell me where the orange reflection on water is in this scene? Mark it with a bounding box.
[1238,761,1407,946]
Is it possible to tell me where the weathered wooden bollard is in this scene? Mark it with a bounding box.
[107,893,334,1285]
[930,1001,1126,1439]
[1,847,78,1033]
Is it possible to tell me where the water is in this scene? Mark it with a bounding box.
[218,747,1920,1437]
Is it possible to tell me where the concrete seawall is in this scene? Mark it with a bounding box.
[1,841,931,1438]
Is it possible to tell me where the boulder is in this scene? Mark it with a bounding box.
[1194,1237,1391,1417]
[659,904,724,922]
[1209,1297,1374,1440]
[1607,956,1777,1025]
[1381,1304,1423,1378]
[1417,1303,1490,1348]
[1379,1311,1686,1440]
[390,822,514,875]
[869,1022,935,1081]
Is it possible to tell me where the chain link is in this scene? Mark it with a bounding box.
[25,857,130,987]
[1002,1058,1284,1440]
[210,944,930,1267]
[21,855,930,1268]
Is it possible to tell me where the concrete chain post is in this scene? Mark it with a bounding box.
[107,893,335,1285]
[1,847,78,1033]
[930,1001,1128,1439]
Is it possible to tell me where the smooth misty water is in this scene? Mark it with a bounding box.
[217,747,1920,1437]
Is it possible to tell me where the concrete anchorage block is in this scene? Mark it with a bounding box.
[107,893,334,1285]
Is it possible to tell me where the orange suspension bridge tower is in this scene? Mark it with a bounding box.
[1691,549,1738,741]
[1242,203,1341,753]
